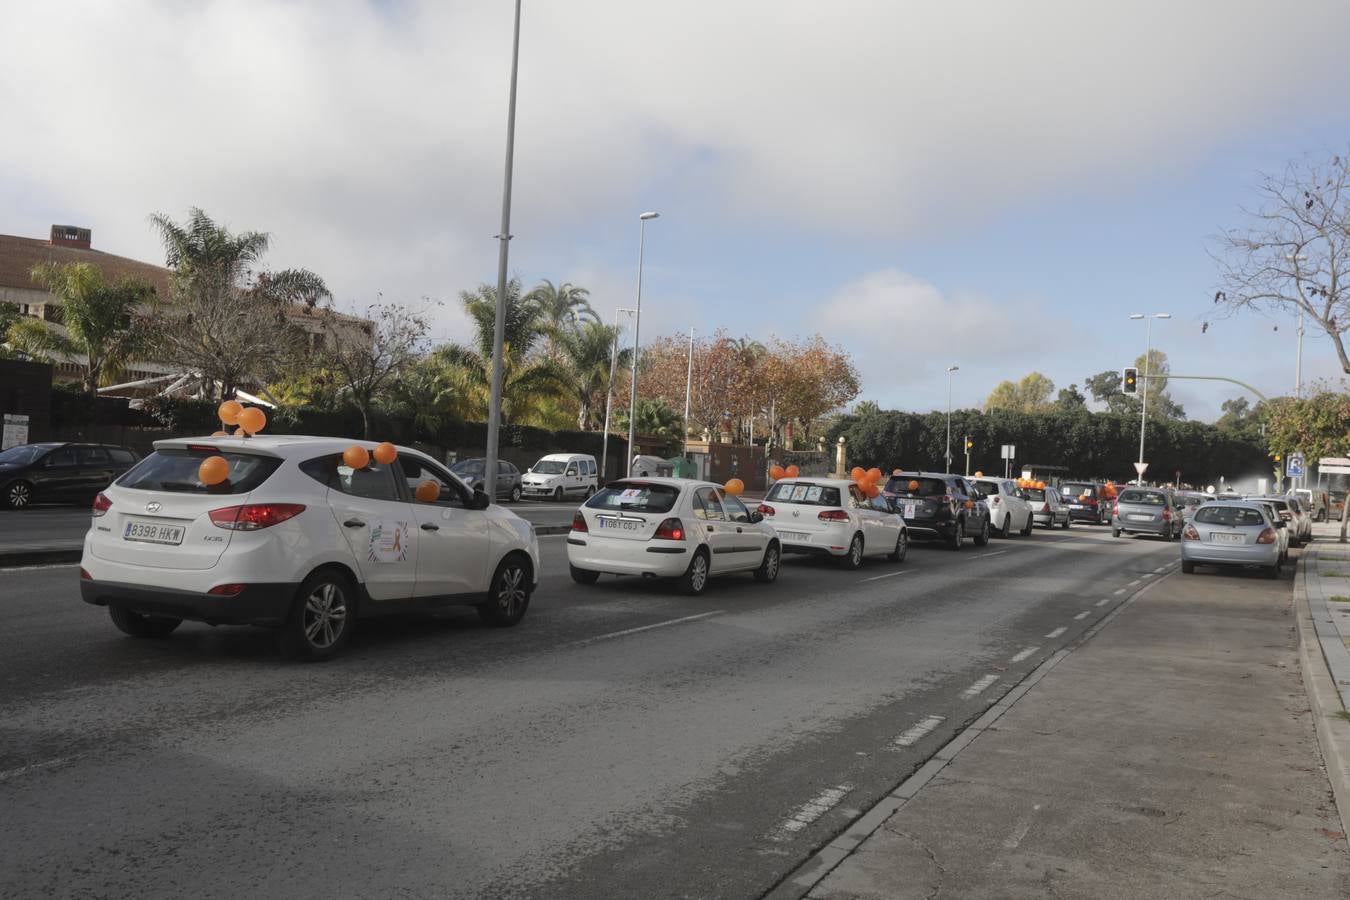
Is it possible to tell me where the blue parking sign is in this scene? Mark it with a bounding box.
[1286,453,1306,478]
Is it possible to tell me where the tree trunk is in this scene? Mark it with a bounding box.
[358,401,371,439]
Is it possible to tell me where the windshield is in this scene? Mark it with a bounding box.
[765,481,843,507]
[117,449,282,494]
[585,481,679,514]
[1061,483,1096,497]
[532,460,567,475]
[1119,490,1165,505]
[884,476,949,498]
[0,445,48,466]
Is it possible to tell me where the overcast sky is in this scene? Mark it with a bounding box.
[4,0,1349,420]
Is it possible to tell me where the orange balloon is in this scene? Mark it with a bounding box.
[769,464,786,481]
[851,466,866,482]
[343,445,370,470]
[785,465,800,478]
[724,478,745,497]
[211,430,229,437]
[237,407,267,435]
[217,400,243,426]
[234,427,246,436]
[198,455,230,486]
[865,483,881,498]
[974,471,983,478]
[1036,481,1046,490]
[867,467,883,484]
[415,479,441,502]
[373,442,398,465]
[908,479,921,492]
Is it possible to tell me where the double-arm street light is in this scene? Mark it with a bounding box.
[600,307,636,480]
[945,365,959,473]
[1129,312,1171,483]
[626,211,660,476]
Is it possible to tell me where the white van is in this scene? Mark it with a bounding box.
[521,453,598,501]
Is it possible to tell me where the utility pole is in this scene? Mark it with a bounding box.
[683,327,694,458]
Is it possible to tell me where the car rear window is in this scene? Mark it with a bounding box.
[585,481,679,514]
[1061,483,1096,497]
[885,476,949,498]
[117,448,282,494]
[765,481,843,506]
[1024,488,1047,501]
[1195,506,1266,526]
[973,480,1003,496]
[1254,498,1288,511]
[1119,490,1165,505]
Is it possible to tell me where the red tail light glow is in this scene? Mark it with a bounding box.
[92,493,112,517]
[1162,507,1172,521]
[653,517,686,541]
[818,509,850,522]
[208,583,245,596]
[1113,501,1120,516]
[1041,503,1051,513]
[757,503,776,517]
[186,444,220,453]
[1183,525,1200,541]
[208,503,305,531]
[79,568,92,581]
[571,512,589,533]
[1256,527,1277,544]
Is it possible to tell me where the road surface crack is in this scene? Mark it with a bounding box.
[884,827,946,899]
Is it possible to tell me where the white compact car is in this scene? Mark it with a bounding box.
[971,477,1034,538]
[522,453,598,501]
[757,477,907,568]
[80,436,540,660]
[567,477,780,594]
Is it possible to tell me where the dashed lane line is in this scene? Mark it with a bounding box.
[961,675,1000,698]
[893,715,945,748]
[1096,598,1113,607]
[972,550,1008,559]
[1074,611,1091,620]
[567,611,723,647]
[770,784,855,840]
[1113,588,1128,595]
[1128,579,1141,586]
[1010,646,1040,663]
[0,756,76,783]
[859,569,912,583]
[1045,627,1067,639]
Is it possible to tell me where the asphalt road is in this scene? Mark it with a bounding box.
[0,523,1180,899]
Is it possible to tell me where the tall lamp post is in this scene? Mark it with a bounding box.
[600,307,636,481]
[1129,312,1171,484]
[945,365,959,473]
[683,327,695,458]
[626,211,660,476]
[483,0,523,500]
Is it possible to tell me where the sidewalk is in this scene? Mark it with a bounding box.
[799,542,1350,899]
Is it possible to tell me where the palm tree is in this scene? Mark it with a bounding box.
[435,279,563,424]
[618,398,684,443]
[553,320,632,430]
[9,262,156,396]
[528,280,597,329]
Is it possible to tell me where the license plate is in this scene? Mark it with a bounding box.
[1210,532,1244,543]
[1127,514,1153,522]
[1068,504,1083,510]
[597,517,641,531]
[123,519,185,545]
[778,531,809,541]
[904,503,917,518]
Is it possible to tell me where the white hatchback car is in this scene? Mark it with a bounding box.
[80,436,540,660]
[970,477,1034,538]
[757,478,907,568]
[566,477,780,594]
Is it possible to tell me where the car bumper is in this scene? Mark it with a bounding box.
[80,578,295,626]
[1032,513,1057,526]
[902,518,957,540]
[774,521,851,556]
[566,534,691,577]
[1066,507,1102,522]
[1180,541,1278,567]
[1115,518,1169,534]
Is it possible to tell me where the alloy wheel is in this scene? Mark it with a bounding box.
[496,565,528,619]
[690,554,708,592]
[303,581,348,649]
[8,482,30,508]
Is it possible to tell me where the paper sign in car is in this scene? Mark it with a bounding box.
[368,520,410,563]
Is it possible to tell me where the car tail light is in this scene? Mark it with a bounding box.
[79,567,92,580]
[1183,525,1200,541]
[1084,497,1098,507]
[818,509,850,522]
[757,503,775,517]
[186,444,220,453]
[990,496,1001,505]
[1041,503,1051,513]
[1279,510,1292,520]
[571,512,589,533]
[208,583,245,596]
[1113,501,1119,516]
[653,517,685,541]
[1162,507,1172,521]
[208,503,305,530]
[1257,527,1278,544]
[92,493,112,517]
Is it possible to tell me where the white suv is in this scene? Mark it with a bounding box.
[80,436,540,660]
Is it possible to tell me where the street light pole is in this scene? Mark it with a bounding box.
[483,0,523,500]
[1130,312,1171,484]
[600,307,635,482]
[626,211,659,477]
[683,326,695,457]
[945,365,959,473]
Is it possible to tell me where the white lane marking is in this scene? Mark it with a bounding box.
[771,783,855,839]
[859,569,912,583]
[568,611,723,647]
[1096,598,1113,607]
[972,550,1008,559]
[1113,588,1128,595]
[1044,627,1067,639]
[1002,804,1042,849]
[1140,572,1154,579]
[1128,579,1141,586]
[0,563,81,573]
[1074,611,1091,620]
[893,715,945,748]
[1154,566,1167,573]
[0,756,74,783]
[961,674,1000,698]
[1010,646,1040,663]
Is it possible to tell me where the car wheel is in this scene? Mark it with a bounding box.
[1181,560,1195,574]
[1020,514,1033,536]
[277,569,355,661]
[1061,516,1070,530]
[108,605,182,638]
[840,533,865,570]
[948,521,964,551]
[479,554,532,627]
[973,519,990,547]
[552,486,564,502]
[679,548,710,595]
[997,514,1010,539]
[1112,527,1121,538]
[1266,559,1282,580]
[754,542,781,583]
[569,564,600,585]
[3,480,33,509]
[509,484,522,503]
[888,531,908,563]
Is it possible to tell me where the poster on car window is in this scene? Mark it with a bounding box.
[368,520,410,563]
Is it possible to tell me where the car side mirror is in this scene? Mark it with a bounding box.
[471,488,491,510]
[749,510,764,524]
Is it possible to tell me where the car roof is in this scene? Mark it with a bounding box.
[152,435,437,460]
[773,477,857,489]
[889,471,961,479]
[608,476,725,491]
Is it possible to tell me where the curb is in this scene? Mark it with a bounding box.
[761,567,1172,900]
[0,547,83,568]
[1294,542,1350,844]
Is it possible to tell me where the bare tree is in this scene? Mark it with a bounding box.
[1214,151,1350,374]
[321,302,429,438]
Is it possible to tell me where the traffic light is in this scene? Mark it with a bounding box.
[1122,367,1139,394]
[965,438,974,451]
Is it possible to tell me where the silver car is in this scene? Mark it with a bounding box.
[1180,501,1282,578]
[1112,487,1179,540]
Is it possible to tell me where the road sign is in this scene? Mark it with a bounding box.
[1320,456,1350,476]
[1000,444,1015,460]
[1133,462,1149,476]
[1,414,28,451]
[1286,453,1306,478]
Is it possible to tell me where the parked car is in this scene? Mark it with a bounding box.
[1245,495,1309,546]
[566,477,780,594]
[449,457,523,503]
[1244,499,1291,562]
[1285,494,1314,543]
[1174,491,1210,525]
[1024,484,1071,529]
[0,442,140,509]
[1294,488,1330,523]
[882,471,991,550]
[79,436,540,660]
[758,477,907,568]
[522,453,598,501]
[1112,487,1179,539]
[1331,490,1346,520]
[972,476,1033,537]
[1181,500,1283,578]
[1058,481,1110,525]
